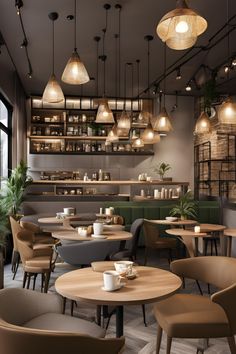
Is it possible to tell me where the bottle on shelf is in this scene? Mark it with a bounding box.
[98,169,103,181]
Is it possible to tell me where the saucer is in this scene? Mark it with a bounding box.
[91,234,107,239]
[101,282,126,292]
[126,269,138,280]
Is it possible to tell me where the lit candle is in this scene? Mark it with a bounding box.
[194,226,200,233]
[99,207,103,214]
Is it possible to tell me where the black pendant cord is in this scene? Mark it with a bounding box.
[74,0,77,51]
[127,63,133,112]
[136,59,140,110]
[163,43,167,107]
[94,36,101,97]
[227,0,230,82]
[102,30,106,97]
[124,63,127,110]
[115,34,118,99]
[52,19,55,74]
[115,4,122,97]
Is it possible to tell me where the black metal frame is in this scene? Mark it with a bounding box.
[0,93,12,176]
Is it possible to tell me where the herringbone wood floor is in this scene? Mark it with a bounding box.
[4,249,233,353]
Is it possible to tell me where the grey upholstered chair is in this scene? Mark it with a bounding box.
[154,256,236,354]
[0,288,124,354]
[110,218,144,261]
[57,239,121,267]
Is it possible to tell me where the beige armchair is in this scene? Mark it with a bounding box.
[143,219,177,265]
[154,256,236,354]
[10,216,54,280]
[16,230,54,292]
[0,288,124,354]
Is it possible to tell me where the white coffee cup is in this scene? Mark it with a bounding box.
[78,227,88,237]
[93,222,104,235]
[105,208,112,216]
[114,261,134,276]
[103,270,121,291]
[63,207,75,216]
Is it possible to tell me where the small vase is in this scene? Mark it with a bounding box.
[180,215,187,221]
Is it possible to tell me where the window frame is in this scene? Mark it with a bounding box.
[0,93,12,176]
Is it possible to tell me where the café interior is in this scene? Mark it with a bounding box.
[1,0,236,353]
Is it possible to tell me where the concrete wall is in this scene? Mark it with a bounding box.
[28,95,195,189]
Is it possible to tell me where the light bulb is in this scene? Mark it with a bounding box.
[103,111,109,117]
[175,20,189,33]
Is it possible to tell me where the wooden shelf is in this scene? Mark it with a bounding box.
[29,135,129,141]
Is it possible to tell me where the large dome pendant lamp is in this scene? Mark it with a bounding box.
[156,0,207,50]
[153,44,173,134]
[61,0,89,85]
[42,12,64,103]
[141,35,160,145]
[95,4,114,124]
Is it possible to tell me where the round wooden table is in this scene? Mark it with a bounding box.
[51,230,132,242]
[166,228,207,257]
[55,266,182,337]
[150,219,197,228]
[223,229,236,256]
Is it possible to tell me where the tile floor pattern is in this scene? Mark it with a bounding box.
[4,250,232,354]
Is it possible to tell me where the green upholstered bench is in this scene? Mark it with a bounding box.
[103,200,221,247]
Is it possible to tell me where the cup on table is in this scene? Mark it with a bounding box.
[103,270,122,291]
[63,207,75,216]
[194,225,201,233]
[78,227,88,237]
[105,208,112,216]
[93,222,104,235]
[114,261,134,276]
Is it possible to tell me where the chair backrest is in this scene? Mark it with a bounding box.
[143,219,160,248]
[20,221,41,234]
[171,256,236,290]
[16,230,35,265]
[57,240,121,267]
[130,218,144,255]
[0,321,125,354]
[9,216,22,252]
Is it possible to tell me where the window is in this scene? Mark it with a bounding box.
[0,96,11,181]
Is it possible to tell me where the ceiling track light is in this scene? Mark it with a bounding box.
[185,83,192,91]
[156,0,208,50]
[15,0,23,15]
[176,67,182,80]
[20,38,28,48]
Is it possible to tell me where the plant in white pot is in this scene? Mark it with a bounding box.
[152,162,171,180]
[170,191,198,220]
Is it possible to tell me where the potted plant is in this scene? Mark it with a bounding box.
[152,162,171,180]
[170,191,198,220]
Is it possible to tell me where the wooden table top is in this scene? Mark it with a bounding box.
[149,219,197,226]
[224,229,236,237]
[166,228,207,237]
[199,224,226,232]
[51,230,132,242]
[55,266,182,306]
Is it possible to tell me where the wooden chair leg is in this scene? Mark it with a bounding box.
[156,324,163,354]
[62,297,67,314]
[166,336,172,354]
[26,273,31,289]
[41,273,45,292]
[214,239,218,256]
[204,239,208,256]
[210,240,213,256]
[196,280,203,295]
[227,336,236,354]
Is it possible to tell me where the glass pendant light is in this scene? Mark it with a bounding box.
[156,0,207,50]
[95,5,114,124]
[194,111,211,134]
[43,13,64,103]
[153,44,173,134]
[218,98,236,124]
[141,122,161,144]
[117,63,131,133]
[153,107,173,133]
[132,137,144,148]
[62,0,89,85]
[107,123,119,142]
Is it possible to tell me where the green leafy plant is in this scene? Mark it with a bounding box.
[170,191,198,220]
[152,162,171,180]
[0,160,32,217]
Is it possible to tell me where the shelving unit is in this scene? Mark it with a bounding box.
[28,96,154,155]
[194,134,236,198]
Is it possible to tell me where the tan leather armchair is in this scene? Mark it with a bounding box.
[10,216,54,280]
[154,256,236,354]
[0,288,124,354]
[143,219,177,265]
[16,230,54,292]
